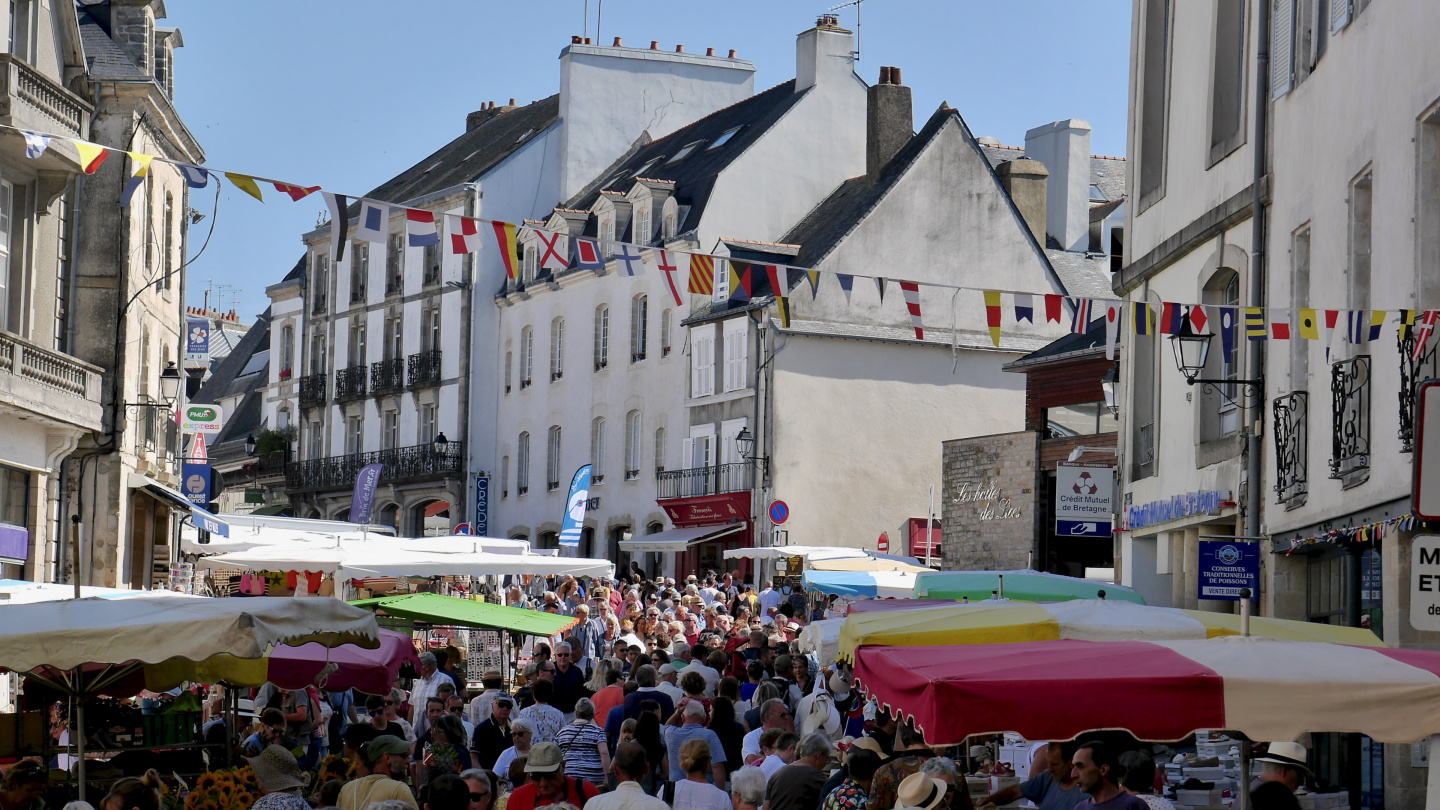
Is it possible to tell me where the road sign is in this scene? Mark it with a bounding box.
[1056,462,1113,538]
[454,523,471,536]
[1415,381,1440,520]
[180,404,225,434]
[769,500,789,525]
[1197,540,1258,601]
[878,531,889,552]
[1411,535,1440,631]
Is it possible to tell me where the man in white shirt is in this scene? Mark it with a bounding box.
[742,698,795,764]
[699,577,722,607]
[408,652,443,727]
[467,670,509,727]
[583,741,671,810]
[760,729,799,780]
[656,663,686,703]
[681,644,721,697]
[758,581,783,616]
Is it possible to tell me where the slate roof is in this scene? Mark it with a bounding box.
[195,307,271,404]
[1046,250,1113,300]
[564,80,807,232]
[1003,317,1108,370]
[76,4,148,81]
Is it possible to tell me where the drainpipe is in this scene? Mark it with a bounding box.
[1247,0,1270,544]
[65,175,81,354]
[460,184,477,528]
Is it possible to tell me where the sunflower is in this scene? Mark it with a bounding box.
[194,774,219,792]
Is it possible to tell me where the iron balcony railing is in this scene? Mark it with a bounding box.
[1330,356,1371,482]
[258,449,290,478]
[408,349,442,388]
[285,440,465,492]
[335,365,367,401]
[1398,326,1438,452]
[656,461,755,500]
[298,373,326,408]
[1273,392,1308,508]
[386,273,404,296]
[371,357,405,395]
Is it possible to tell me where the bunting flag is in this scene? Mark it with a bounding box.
[807,269,821,300]
[688,254,715,295]
[446,214,482,255]
[1415,310,1440,360]
[765,264,791,297]
[1245,307,1267,340]
[274,182,319,201]
[1189,304,1210,334]
[179,165,210,189]
[224,172,264,202]
[355,200,389,244]
[1324,310,1340,360]
[983,290,1002,346]
[1218,307,1237,364]
[120,153,155,207]
[837,273,855,304]
[1271,315,1291,340]
[492,221,519,279]
[1070,298,1092,334]
[1045,294,1064,324]
[1298,308,1319,340]
[323,192,349,263]
[535,228,569,271]
[729,260,753,302]
[902,282,925,340]
[650,249,685,306]
[1398,310,1418,342]
[405,209,440,247]
[1014,293,1033,323]
[614,243,646,276]
[72,140,108,174]
[23,132,49,159]
[1104,301,1121,359]
[1367,310,1386,342]
[774,295,792,328]
[1132,301,1154,335]
[875,277,886,304]
[575,237,604,271]
[1160,302,1184,335]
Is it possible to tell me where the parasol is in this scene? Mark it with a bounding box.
[912,569,1145,603]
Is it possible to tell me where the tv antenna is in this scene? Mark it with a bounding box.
[829,0,863,63]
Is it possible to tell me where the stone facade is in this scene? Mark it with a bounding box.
[941,431,1039,571]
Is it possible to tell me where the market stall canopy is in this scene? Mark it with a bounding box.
[797,618,845,666]
[809,557,931,573]
[196,545,613,579]
[837,598,1385,662]
[852,637,1440,745]
[146,628,420,694]
[913,569,1145,603]
[803,570,917,599]
[0,580,143,604]
[723,545,871,563]
[350,592,579,637]
[0,593,380,672]
[618,524,743,554]
[846,598,957,615]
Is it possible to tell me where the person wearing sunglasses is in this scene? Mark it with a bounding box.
[447,695,475,739]
[458,769,494,810]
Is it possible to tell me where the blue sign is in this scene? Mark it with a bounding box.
[0,523,29,562]
[350,463,384,524]
[1198,540,1258,600]
[181,463,212,507]
[185,316,209,366]
[191,503,229,538]
[769,500,789,525]
[1057,519,1111,537]
[559,464,592,548]
[474,475,489,536]
[1125,490,1230,530]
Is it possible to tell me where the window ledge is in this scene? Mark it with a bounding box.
[1195,433,1244,469]
[687,387,755,407]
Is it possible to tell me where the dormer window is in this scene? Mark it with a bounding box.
[600,216,615,256]
[666,141,704,165]
[1090,184,1107,202]
[632,158,661,178]
[663,212,677,240]
[634,208,652,244]
[523,242,537,282]
[708,126,742,150]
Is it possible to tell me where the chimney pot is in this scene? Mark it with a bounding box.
[583,37,592,44]
[675,44,684,53]
[706,47,715,56]
[613,36,622,46]
[891,67,903,85]
[651,40,659,50]
[572,35,582,44]
[509,98,516,106]
[878,66,892,84]
[728,49,737,58]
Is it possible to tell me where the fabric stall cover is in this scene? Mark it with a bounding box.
[837,598,1385,662]
[852,637,1440,745]
[146,628,420,694]
[912,569,1146,604]
[846,598,957,615]
[809,557,931,573]
[802,570,917,599]
[350,592,580,637]
[796,618,845,667]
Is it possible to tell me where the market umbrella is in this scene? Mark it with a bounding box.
[144,628,420,695]
[809,557,931,573]
[802,570,918,598]
[912,569,1146,603]
[845,598,957,615]
[796,618,845,666]
[837,598,1385,661]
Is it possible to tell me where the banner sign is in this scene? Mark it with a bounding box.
[185,316,209,367]
[180,404,225,434]
[1056,462,1114,538]
[350,463,384,525]
[191,503,229,538]
[474,475,489,537]
[1124,489,1230,531]
[0,523,28,562]
[559,464,592,547]
[181,463,212,507]
[1410,535,1440,631]
[1197,540,1259,601]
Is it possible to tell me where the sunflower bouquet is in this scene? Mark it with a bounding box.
[183,765,259,810]
[318,753,354,784]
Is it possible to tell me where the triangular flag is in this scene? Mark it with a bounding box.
[273,182,319,201]
[1014,293,1034,324]
[72,140,108,174]
[774,295,792,328]
[1324,309,1340,360]
[323,192,349,264]
[837,274,854,304]
[983,290,1002,346]
[535,229,569,271]
[687,254,714,295]
[446,214,482,255]
[806,270,820,300]
[492,222,519,279]
[1218,306,1237,364]
[224,172,264,202]
[1103,301,1121,359]
[120,152,155,207]
[765,265,791,297]
[1298,309,1319,340]
[22,132,49,159]
[178,164,210,189]
[1044,294,1063,324]
[900,281,923,340]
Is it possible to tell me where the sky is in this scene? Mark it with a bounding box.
[173,0,1131,320]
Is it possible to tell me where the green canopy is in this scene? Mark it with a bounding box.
[349,592,578,637]
[912,570,1146,604]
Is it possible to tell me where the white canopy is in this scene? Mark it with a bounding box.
[618,524,743,553]
[723,545,871,563]
[796,618,845,667]
[0,592,379,672]
[0,580,143,604]
[196,545,614,580]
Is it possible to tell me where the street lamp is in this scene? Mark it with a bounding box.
[1101,366,1119,417]
[432,432,449,454]
[244,434,257,456]
[125,361,183,411]
[1166,318,1263,405]
[735,427,756,461]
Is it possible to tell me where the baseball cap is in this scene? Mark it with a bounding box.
[659,663,678,676]
[364,734,409,764]
[525,742,564,773]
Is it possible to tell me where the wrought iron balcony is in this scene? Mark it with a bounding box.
[350,276,366,303]
[408,349,442,388]
[284,440,465,492]
[311,293,327,315]
[258,449,290,478]
[1330,356,1371,482]
[423,263,441,286]
[371,357,405,395]
[335,365,368,401]
[386,274,404,296]
[1398,327,1438,452]
[656,461,755,500]
[1273,392,1308,507]
[298,373,326,408]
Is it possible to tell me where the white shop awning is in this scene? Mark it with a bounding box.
[618,523,744,554]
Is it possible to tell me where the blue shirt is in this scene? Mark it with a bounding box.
[1021,772,1086,810]
[662,723,726,782]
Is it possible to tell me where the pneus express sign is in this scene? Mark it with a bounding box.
[180,404,225,434]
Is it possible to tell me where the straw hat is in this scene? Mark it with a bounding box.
[245,744,305,793]
[895,771,948,810]
[1255,741,1313,777]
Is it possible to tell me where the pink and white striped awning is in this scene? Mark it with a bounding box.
[852,636,1440,745]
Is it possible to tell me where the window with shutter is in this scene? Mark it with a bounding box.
[690,324,716,397]
[1331,0,1349,32]
[551,318,565,381]
[547,426,562,490]
[1272,0,1295,98]
[520,327,534,387]
[654,426,667,475]
[661,309,672,357]
[632,295,648,362]
[594,306,610,370]
[1138,0,1172,206]
[591,418,606,482]
[626,411,642,479]
[517,432,530,494]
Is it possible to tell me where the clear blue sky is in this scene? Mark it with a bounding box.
[174,0,1130,320]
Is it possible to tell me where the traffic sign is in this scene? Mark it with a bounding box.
[769,500,789,525]
[454,523,471,536]
[877,531,889,552]
[1415,381,1440,519]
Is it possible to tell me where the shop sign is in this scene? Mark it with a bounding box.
[1409,535,1440,632]
[473,475,489,536]
[180,404,225,434]
[1124,490,1230,530]
[952,481,1022,521]
[662,492,751,527]
[185,316,209,367]
[1197,540,1258,600]
[181,463,212,507]
[0,523,28,563]
[1415,381,1440,520]
[244,488,264,504]
[1056,462,1113,538]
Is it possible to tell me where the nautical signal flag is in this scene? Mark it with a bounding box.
[983,290,1002,346]
[688,254,715,295]
[1104,301,1121,359]
[774,295,792,328]
[1132,301,1154,335]
[1189,304,1210,334]
[765,264,791,298]
[492,221,519,279]
[405,209,440,247]
[1014,293,1034,323]
[902,281,924,340]
[875,277,886,304]
[72,140,108,174]
[1161,302,1185,334]
[614,243,646,276]
[355,201,389,244]
[224,172,264,202]
[1071,298,1092,334]
[179,165,210,190]
[728,260,753,302]
[1045,294,1064,324]
[575,237,604,271]
[446,214,483,255]
[1218,307,1237,364]
[274,182,319,201]
[1399,310,1418,342]
[1270,316,1291,340]
[1298,309,1319,340]
[22,131,48,159]
[836,273,854,304]
[1324,310,1340,360]
[806,269,821,300]
[323,192,350,264]
[1415,310,1440,360]
[120,152,155,207]
[650,249,685,306]
[535,228,569,271]
[1368,310,1385,342]
[1244,307,1266,340]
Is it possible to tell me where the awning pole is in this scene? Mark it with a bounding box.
[74,668,86,802]
[1240,588,1252,636]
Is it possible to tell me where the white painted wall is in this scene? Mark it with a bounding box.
[1025,119,1092,252]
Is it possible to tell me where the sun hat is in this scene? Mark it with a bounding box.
[895,771,949,810]
[525,742,564,773]
[848,735,884,756]
[1254,741,1313,776]
[364,734,410,765]
[245,744,306,792]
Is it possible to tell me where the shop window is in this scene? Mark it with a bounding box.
[1044,402,1118,438]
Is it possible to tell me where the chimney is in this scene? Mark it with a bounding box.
[728,49,737,58]
[111,0,157,76]
[706,47,715,56]
[1024,119,1093,252]
[650,41,659,50]
[466,109,490,131]
[572,35,582,44]
[866,66,912,185]
[613,36,623,46]
[795,16,854,92]
[676,44,684,53]
[996,158,1050,245]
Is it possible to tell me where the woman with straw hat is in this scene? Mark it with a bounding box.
[246,744,311,810]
